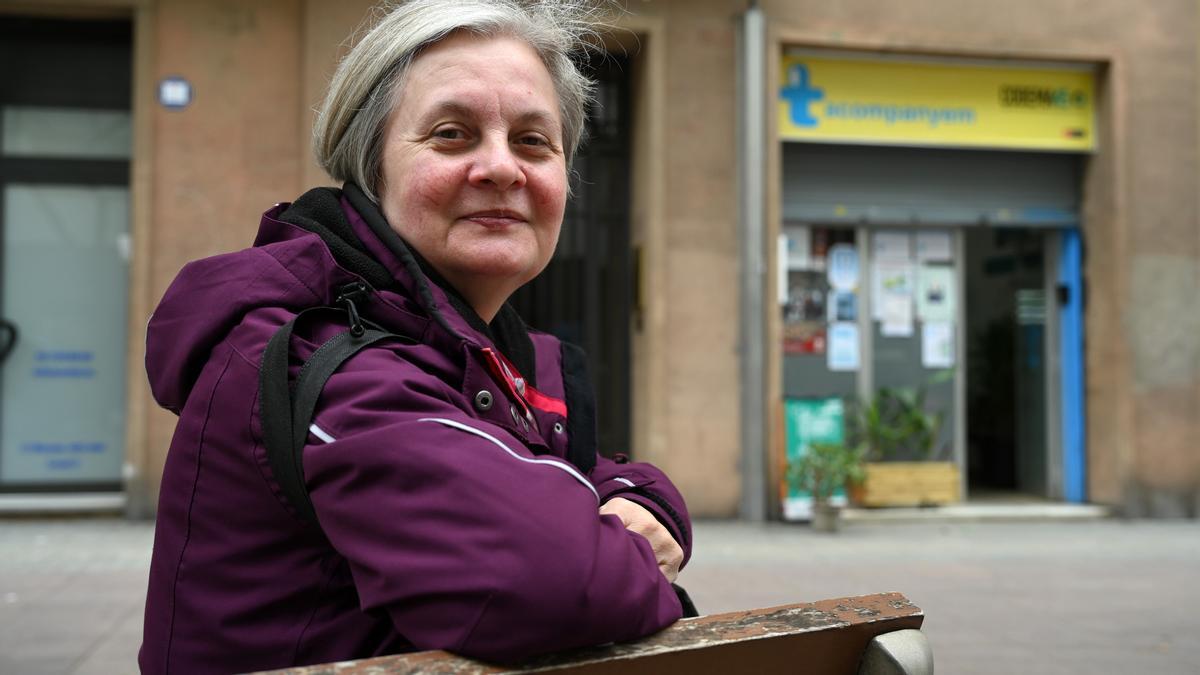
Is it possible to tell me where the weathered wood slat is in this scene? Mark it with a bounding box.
[253,592,924,675]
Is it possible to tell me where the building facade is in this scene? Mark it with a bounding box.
[0,0,1196,519]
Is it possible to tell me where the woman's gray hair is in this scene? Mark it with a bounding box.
[313,0,605,203]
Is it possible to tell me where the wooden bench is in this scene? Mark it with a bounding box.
[255,592,931,675]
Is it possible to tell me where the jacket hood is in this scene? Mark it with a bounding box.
[145,202,350,413]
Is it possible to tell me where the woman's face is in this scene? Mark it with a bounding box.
[377,32,568,320]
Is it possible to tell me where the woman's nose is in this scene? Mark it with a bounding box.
[468,137,526,190]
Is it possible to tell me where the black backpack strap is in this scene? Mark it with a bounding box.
[259,308,409,527]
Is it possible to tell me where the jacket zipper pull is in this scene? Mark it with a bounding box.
[336,282,369,337]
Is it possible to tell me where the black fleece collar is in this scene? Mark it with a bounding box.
[277,183,537,385]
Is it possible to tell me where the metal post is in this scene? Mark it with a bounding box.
[955,228,968,501]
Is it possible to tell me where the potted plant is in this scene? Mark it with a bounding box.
[849,377,960,507]
[787,441,865,532]
[854,386,943,462]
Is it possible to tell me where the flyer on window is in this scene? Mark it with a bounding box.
[922,321,955,368]
[915,230,952,262]
[827,322,860,371]
[916,265,955,322]
[881,294,914,337]
[872,231,911,262]
[874,260,915,335]
[826,243,859,291]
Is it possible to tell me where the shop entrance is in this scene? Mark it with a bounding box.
[0,16,132,491]
[509,55,633,458]
[964,228,1052,498]
[780,142,1087,506]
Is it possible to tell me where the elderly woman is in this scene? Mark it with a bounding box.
[139,0,691,672]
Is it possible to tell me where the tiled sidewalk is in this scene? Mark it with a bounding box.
[0,518,151,674]
[2,516,1198,674]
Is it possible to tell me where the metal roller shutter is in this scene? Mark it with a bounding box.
[782,143,1081,227]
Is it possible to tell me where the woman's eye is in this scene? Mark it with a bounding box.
[516,135,550,149]
[432,127,465,140]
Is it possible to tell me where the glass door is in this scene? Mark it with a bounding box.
[0,16,132,490]
[963,227,1055,499]
[867,228,960,465]
[1,184,130,486]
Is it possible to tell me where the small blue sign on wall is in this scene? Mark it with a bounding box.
[158,76,192,110]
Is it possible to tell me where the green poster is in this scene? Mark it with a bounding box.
[784,397,846,519]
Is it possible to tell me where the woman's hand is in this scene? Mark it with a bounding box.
[599,497,684,583]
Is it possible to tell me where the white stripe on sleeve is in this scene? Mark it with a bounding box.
[418,417,599,503]
[308,423,336,444]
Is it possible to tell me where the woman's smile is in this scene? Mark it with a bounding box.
[461,209,528,229]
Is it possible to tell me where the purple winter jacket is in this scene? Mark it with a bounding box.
[139,186,691,674]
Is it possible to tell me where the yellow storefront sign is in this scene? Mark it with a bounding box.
[779,54,1095,151]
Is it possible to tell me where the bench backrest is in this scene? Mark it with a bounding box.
[254,592,926,675]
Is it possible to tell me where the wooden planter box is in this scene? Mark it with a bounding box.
[852,461,960,507]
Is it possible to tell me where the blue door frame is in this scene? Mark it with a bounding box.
[1059,229,1087,502]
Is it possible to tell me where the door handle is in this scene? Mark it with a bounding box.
[0,318,16,366]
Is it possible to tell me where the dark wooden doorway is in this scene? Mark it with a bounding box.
[510,55,633,458]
